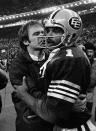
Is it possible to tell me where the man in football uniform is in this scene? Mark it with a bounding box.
[14,9,96,131]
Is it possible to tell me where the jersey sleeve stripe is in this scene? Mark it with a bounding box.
[47,92,76,103]
[51,80,80,90]
[48,88,79,99]
[47,80,80,103]
[49,85,79,95]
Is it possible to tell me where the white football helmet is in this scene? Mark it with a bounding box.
[44,9,82,48]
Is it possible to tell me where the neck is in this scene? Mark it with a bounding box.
[27,46,44,58]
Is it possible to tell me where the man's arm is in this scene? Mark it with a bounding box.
[14,77,73,124]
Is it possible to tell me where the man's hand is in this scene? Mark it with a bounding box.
[14,76,38,114]
[73,94,87,112]
[14,76,28,99]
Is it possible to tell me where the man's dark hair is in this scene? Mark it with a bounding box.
[18,20,43,51]
[84,42,96,51]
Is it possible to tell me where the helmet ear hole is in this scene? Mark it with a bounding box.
[72,33,76,39]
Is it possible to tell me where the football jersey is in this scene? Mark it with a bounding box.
[36,46,91,128]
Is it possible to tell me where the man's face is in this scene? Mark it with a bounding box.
[86,49,94,60]
[45,27,64,48]
[28,25,44,49]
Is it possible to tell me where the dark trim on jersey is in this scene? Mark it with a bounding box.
[47,79,80,103]
[51,82,80,92]
[48,90,77,101]
[84,123,90,131]
[49,86,79,97]
[77,126,82,131]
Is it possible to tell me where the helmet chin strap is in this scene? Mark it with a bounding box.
[63,34,75,47]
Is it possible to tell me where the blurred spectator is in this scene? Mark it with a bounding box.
[85,42,96,65]
[0,68,8,113]
[85,42,96,124]
[0,68,8,90]
[0,59,6,70]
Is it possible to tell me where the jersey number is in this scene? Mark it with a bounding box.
[66,49,73,57]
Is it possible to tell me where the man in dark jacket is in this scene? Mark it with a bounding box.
[9,20,53,131]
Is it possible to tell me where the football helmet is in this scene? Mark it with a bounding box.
[44,9,82,48]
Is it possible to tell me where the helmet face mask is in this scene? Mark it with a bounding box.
[44,27,66,49]
[44,9,82,48]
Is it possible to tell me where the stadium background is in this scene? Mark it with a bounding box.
[0,0,96,67]
[0,0,96,131]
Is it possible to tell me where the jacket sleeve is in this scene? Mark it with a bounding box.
[9,55,26,87]
[9,54,28,103]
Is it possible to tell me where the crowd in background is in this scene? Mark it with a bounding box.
[0,0,77,16]
[0,38,20,71]
[77,24,96,48]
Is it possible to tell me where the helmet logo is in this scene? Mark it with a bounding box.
[69,17,81,30]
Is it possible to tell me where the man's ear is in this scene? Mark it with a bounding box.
[23,41,29,45]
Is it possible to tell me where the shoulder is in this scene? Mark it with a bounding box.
[64,46,87,59]
[46,46,90,78]
[9,51,27,74]
[11,50,29,65]
[50,46,89,65]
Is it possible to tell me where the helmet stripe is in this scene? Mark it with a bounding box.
[51,9,60,19]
